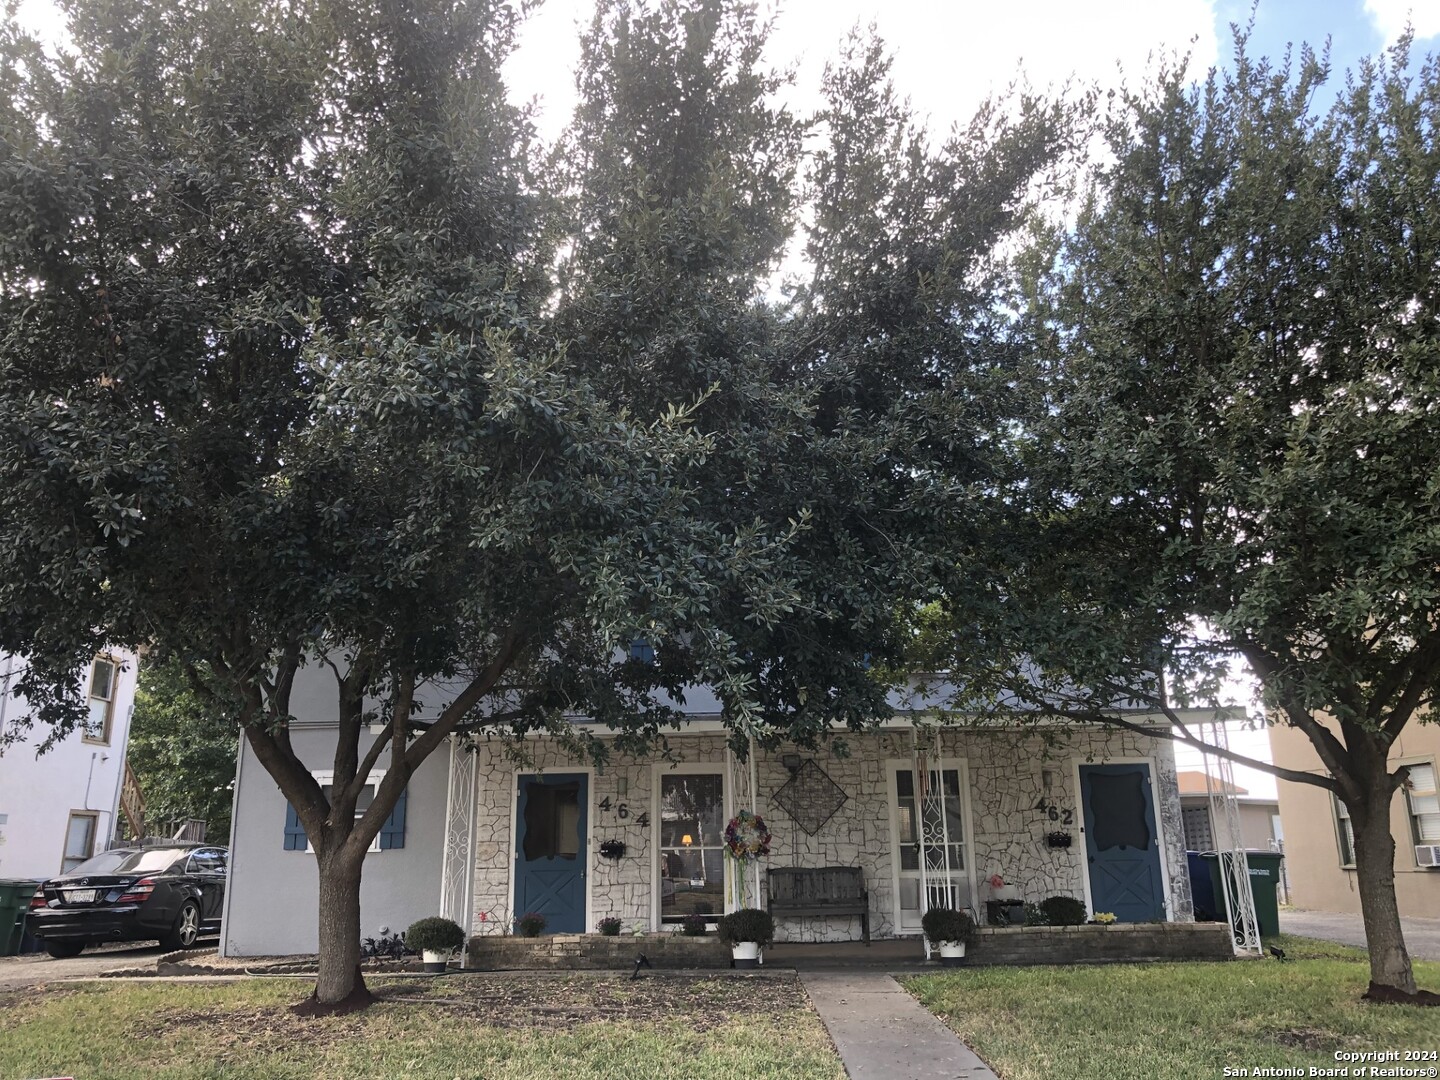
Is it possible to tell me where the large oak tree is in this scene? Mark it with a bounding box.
[0,0,1058,1006]
[932,36,1440,1001]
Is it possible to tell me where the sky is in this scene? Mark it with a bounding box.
[14,0,1440,146]
[12,0,1433,792]
[497,0,1440,144]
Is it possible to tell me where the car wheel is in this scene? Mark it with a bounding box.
[43,940,85,959]
[162,900,201,951]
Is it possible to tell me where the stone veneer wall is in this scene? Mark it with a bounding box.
[469,726,1193,942]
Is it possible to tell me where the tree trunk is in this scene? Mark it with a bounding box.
[312,848,372,1008]
[1350,793,1418,998]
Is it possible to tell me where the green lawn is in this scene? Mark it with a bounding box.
[903,935,1440,1080]
[0,973,844,1080]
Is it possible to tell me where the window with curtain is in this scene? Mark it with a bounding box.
[1406,762,1439,853]
[658,773,723,923]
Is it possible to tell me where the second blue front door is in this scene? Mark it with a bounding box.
[1080,763,1166,923]
[514,773,588,934]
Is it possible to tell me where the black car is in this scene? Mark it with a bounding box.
[27,844,227,958]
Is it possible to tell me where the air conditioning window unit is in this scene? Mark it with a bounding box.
[1415,845,1440,868]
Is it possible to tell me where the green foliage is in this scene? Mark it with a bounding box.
[404,917,465,953]
[1038,896,1086,926]
[912,28,1440,993]
[920,907,978,945]
[126,659,237,841]
[597,917,623,936]
[680,913,709,937]
[904,946,1440,1080]
[515,912,547,938]
[1022,902,1047,928]
[716,907,773,946]
[0,0,1061,1001]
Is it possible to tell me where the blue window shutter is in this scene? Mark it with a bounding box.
[283,802,307,850]
[379,786,407,850]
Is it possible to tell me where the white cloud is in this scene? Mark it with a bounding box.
[508,0,1219,144]
[1363,0,1440,42]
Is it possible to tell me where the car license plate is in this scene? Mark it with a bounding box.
[65,889,96,904]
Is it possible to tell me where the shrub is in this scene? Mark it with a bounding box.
[680,913,709,936]
[921,907,978,945]
[515,912,547,937]
[597,917,623,936]
[1039,895,1087,926]
[404,916,465,954]
[716,907,774,946]
[1023,902,1048,927]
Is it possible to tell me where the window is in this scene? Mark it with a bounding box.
[84,657,119,744]
[68,847,188,876]
[521,781,581,861]
[658,772,724,924]
[283,771,406,852]
[1405,762,1439,854]
[896,769,966,872]
[1182,805,1215,851]
[186,848,228,876]
[62,812,98,873]
[1333,795,1355,868]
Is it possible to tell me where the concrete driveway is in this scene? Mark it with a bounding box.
[0,942,169,992]
[1280,908,1440,962]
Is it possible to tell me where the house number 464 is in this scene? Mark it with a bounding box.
[598,797,649,828]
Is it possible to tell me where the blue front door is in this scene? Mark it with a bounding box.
[1080,764,1165,922]
[514,773,588,934]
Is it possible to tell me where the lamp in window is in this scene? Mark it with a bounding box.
[681,834,693,848]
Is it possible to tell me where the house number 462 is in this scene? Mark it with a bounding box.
[1034,797,1073,825]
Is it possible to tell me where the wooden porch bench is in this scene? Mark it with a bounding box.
[766,866,870,944]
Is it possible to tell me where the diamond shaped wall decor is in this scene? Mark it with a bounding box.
[772,759,848,835]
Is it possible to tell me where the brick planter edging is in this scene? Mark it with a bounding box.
[966,921,1234,965]
[466,933,729,970]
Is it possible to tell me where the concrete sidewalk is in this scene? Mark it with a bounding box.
[1280,908,1440,961]
[801,971,998,1080]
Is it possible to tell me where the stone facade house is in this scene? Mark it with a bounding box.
[218,668,1200,957]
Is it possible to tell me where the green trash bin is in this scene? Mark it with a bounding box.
[0,879,42,957]
[1202,851,1284,938]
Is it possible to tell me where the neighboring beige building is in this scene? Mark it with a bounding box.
[1177,770,1280,853]
[1269,721,1440,917]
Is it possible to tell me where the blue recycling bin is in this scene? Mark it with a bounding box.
[1186,851,1220,921]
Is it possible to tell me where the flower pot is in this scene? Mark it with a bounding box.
[422,949,449,974]
[731,941,761,969]
[936,940,966,967]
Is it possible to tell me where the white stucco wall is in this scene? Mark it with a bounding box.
[221,725,449,956]
[0,651,139,880]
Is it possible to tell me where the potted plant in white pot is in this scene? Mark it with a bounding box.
[922,907,978,967]
[405,916,465,974]
[717,908,773,969]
